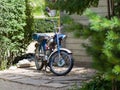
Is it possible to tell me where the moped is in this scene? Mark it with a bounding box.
[32,20,74,76]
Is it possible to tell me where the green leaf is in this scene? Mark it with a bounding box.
[112,65,120,75]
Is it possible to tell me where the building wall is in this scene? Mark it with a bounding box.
[65,0,108,67]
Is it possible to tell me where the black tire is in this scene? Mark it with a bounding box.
[49,50,74,76]
[35,44,44,70]
[35,55,44,70]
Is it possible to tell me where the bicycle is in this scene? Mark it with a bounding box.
[32,20,74,76]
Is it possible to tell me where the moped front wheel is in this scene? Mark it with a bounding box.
[49,50,74,76]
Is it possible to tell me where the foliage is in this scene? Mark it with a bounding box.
[24,0,34,48]
[68,83,81,90]
[81,73,120,90]
[61,14,72,23]
[0,60,8,70]
[34,17,58,33]
[61,14,87,38]
[62,9,120,90]
[81,74,112,90]
[0,0,26,68]
[50,0,99,14]
[75,9,120,89]
[69,73,120,90]
[84,9,120,77]
[45,0,56,9]
[29,0,45,16]
[53,0,120,89]
[114,0,120,17]
[0,0,34,69]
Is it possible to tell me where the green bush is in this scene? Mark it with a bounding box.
[81,74,111,90]
[30,0,45,16]
[0,0,26,68]
[34,17,58,33]
[81,74,120,90]
[68,83,81,90]
[84,9,120,79]
[0,0,34,69]
[24,0,34,48]
[77,9,120,90]
[67,9,120,90]
[69,74,120,90]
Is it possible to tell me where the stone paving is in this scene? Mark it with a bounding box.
[0,66,96,90]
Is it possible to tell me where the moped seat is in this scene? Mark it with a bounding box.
[32,33,54,41]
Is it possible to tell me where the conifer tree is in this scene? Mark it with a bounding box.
[50,0,120,89]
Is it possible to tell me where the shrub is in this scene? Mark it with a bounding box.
[81,74,111,90]
[0,0,34,69]
[66,9,120,90]
[34,17,58,33]
[78,9,120,90]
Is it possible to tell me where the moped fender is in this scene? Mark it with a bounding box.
[48,48,72,60]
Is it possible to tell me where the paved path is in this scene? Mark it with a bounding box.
[0,66,95,90]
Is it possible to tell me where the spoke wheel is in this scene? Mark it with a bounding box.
[49,50,74,76]
[34,44,44,70]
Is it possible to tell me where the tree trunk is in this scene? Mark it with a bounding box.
[111,0,114,16]
[112,79,117,90]
[107,0,111,19]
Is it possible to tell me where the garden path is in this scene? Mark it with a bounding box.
[0,66,95,90]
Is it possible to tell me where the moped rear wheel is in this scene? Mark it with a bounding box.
[35,55,44,70]
[35,44,44,70]
[49,50,74,76]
